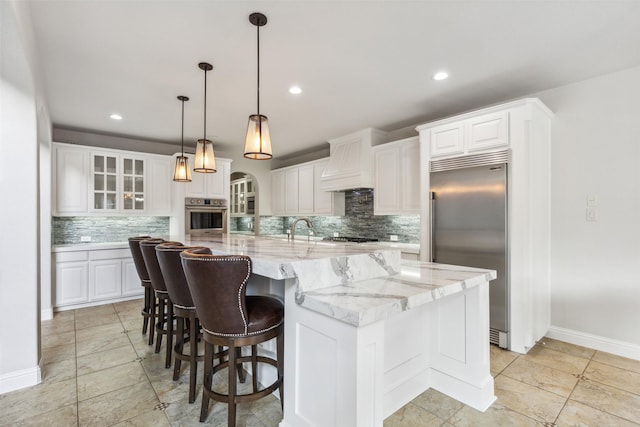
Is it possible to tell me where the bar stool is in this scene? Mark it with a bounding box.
[181,249,284,426]
[155,242,210,403]
[140,238,175,368]
[128,236,154,343]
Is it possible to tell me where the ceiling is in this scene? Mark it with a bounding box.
[29,1,640,159]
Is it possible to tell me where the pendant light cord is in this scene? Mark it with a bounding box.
[256,23,260,116]
[203,68,207,140]
[181,98,185,154]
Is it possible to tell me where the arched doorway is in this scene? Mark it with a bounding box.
[230,171,259,234]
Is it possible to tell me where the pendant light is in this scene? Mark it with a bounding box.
[194,62,216,173]
[173,95,192,182]
[244,12,273,160]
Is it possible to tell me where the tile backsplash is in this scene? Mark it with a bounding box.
[52,216,170,245]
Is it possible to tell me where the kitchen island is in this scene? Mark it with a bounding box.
[184,234,496,427]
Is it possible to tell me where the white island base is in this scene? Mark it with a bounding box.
[280,276,495,427]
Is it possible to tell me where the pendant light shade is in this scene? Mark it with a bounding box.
[194,62,217,173]
[244,12,272,160]
[173,95,192,182]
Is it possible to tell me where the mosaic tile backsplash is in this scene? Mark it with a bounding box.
[52,216,170,245]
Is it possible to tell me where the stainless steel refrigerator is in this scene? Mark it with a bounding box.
[429,150,509,348]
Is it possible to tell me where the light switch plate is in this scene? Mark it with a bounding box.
[586,207,598,222]
[587,194,598,207]
[390,235,398,241]
[333,232,339,237]
[80,236,92,242]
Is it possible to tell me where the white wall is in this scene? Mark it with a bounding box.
[0,0,50,392]
[535,66,640,358]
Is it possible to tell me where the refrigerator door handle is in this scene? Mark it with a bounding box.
[429,191,435,262]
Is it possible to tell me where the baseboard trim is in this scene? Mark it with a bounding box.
[547,325,640,361]
[41,307,53,321]
[0,365,42,394]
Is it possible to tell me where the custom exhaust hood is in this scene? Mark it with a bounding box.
[319,128,387,192]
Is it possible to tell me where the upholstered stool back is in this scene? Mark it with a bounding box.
[139,238,172,293]
[155,242,210,309]
[128,236,152,282]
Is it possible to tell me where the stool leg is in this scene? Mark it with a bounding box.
[155,297,165,354]
[142,286,151,334]
[277,333,284,409]
[228,342,237,427]
[200,341,212,422]
[236,347,246,383]
[148,292,156,346]
[165,300,173,368]
[188,315,199,403]
[173,316,184,381]
[251,344,258,392]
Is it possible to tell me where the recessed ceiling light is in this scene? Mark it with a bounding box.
[289,86,302,95]
[110,113,123,120]
[433,72,449,81]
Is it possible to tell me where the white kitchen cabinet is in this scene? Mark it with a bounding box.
[430,111,508,158]
[373,136,420,215]
[417,97,553,354]
[90,151,120,212]
[230,177,255,216]
[271,158,345,217]
[146,156,172,215]
[53,144,89,215]
[184,155,231,200]
[55,251,89,306]
[121,155,145,212]
[297,165,314,214]
[53,246,143,310]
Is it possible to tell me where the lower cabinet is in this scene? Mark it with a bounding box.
[54,247,143,309]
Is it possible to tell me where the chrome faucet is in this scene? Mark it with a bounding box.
[290,217,314,241]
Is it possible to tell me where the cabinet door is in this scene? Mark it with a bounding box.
[400,139,421,213]
[271,170,286,215]
[430,122,464,157]
[91,153,119,211]
[284,168,299,214]
[122,156,145,212]
[122,258,143,296]
[373,145,401,214]
[466,111,509,152]
[147,157,172,215]
[298,165,315,214]
[314,160,333,215]
[89,259,121,301]
[54,145,89,215]
[55,261,89,306]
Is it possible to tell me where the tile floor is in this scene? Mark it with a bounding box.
[1,299,640,426]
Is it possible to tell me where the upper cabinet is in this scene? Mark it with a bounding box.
[180,154,231,200]
[230,177,254,216]
[429,111,508,158]
[372,136,420,215]
[53,142,172,216]
[272,158,345,216]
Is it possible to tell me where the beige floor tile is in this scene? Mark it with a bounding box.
[76,330,131,357]
[8,403,78,427]
[247,394,283,427]
[489,344,518,376]
[41,342,76,364]
[49,310,76,321]
[75,312,121,330]
[41,317,76,335]
[0,377,77,426]
[76,343,138,376]
[538,337,596,359]
[570,379,640,424]
[384,402,444,427]
[494,374,566,424]
[75,321,126,342]
[521,345,590,375]
[111,407,172,427]
[41,329,75,349]
[75,303,115,317]
[77,360,148,401]
[592,351,640,374]
[410,388,464,420]
[77,380,159,426]
[556,399,639,427]
[584,360,640,396]
[502,357,579,397]
[448,402,540,427]
[41,357,76,384]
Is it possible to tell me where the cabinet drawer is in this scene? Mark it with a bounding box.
[55,251,89,263]
[90,249,131,260]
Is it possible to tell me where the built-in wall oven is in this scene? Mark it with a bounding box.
[185,197,227,236]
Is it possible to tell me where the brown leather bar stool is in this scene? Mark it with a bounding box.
[181,249,284,426]
[128,236,154,343]
[140,238,175,368]
[155,242,210,403]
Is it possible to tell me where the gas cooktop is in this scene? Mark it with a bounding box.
[322,236,379,243]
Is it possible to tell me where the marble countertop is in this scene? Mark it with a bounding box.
[52,241,130,252]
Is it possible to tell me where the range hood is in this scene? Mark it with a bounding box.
[319,128,387,191]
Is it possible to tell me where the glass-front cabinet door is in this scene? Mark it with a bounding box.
[92,154,118,211]
[122,157,144,211]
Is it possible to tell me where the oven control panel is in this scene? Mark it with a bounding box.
[185,197,227,208]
